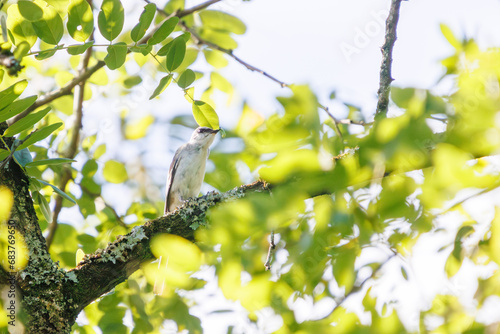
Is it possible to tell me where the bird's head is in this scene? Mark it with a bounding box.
[189,127,220,147]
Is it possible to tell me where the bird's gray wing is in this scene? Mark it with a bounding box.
[165,147,182,214]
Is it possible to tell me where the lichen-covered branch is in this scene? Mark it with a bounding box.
[376,0,403,116]
[67,181,268,316]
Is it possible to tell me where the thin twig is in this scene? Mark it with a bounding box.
[264,230,276,270]
[376,0,403,116]
[46,28,94,249]
[177,0,221,17]
[332,253,396,313]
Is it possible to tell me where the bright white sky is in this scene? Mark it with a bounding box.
[66,0,500,332]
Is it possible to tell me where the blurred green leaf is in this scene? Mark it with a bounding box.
[199,10,246,35]
[103,160,128,183]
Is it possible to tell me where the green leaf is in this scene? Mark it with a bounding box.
[67,0,94,42]
[177,69,195,88]
[104,42,127,70]
[35,47,59,60]
[199,29,237,49]
[165,0,184,13]
[26,158,75,167]
[67,41,94,55]
[149,74,172,99]
[17,122,62,151]
[31,0,64,45]
[147,17,179,45]
[3,107,51,137]
[203,49,228,69]
[7,4,37,46]
[192,100,219,129]
[166,36,186,71]
[38,179,76,204]
[0,149,9,161]
[199,10,246,35]
[14,41,31,59]
[0,95,37,123]
[211,72,233,94]
[131,3,156,42]
[440,23,461,50]
[123,75,142,88]
[103,160,128,183]
[125,115,154,140]
[98,0,124,42]
[33,190,51,222]
[129,44,152,55]
[18,1,43,21]
[0,80,28,111]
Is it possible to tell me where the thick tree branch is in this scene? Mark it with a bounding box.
[67,181,268,315]
[376,0,403,116]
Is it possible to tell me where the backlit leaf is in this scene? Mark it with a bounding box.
[17,122,62,150]
[0,80,28,111]
[3,106,51,137]
[192,100,219,129]
[0,95,37,123]
[31,0,64,45]
[199,10,246,35]
[98,0,124,42]
[147,16,179,45]
[25,158,75,167]
[149,74,172,99]
[67,0,94,42]
[103,160,128,183]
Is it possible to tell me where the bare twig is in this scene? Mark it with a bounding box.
[177,0,221,17]
[264,230,276,270]
[46,33,93,249]
[331,253,397,313]
[376,0,403,116]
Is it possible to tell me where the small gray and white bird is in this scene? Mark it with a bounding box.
[164,127,220,214]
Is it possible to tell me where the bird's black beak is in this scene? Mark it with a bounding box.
[211,128,221,134]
